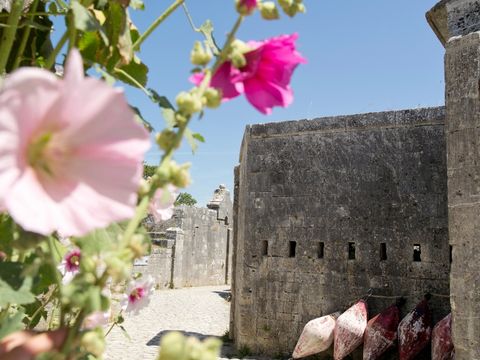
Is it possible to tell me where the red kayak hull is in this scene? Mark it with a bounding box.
[398,299,432,360]
[363,304,400,360]
[333,300,368,360]
[431,313,454,360]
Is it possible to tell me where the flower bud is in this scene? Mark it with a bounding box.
[259,1,279,20]
[156,129,178,151]
[81,329,105,357]
[190,41,212,66]
[176,91,203,115]
[235,0,257,16]
[278,0,305,17]
[129,234,148,259]
[170,163,191,188]
[105,256,130,281]
[203,88,222,109]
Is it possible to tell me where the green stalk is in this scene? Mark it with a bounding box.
[67,11,76,52]
[45,30,68,69]
[12,0,39,70]
[120,15,245,244]
[0,0,25,75]
[46,236,64,327]
[132,0,184,52]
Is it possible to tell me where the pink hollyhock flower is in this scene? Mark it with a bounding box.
[192,33,306,115]
[148,185,177,222]
[0,49,150,236]
[83,311,110,329]
[121,276,155,314]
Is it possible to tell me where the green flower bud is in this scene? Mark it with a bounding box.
[278,0,292,10]
[156,129,178,151]
[203,88,222,109]
[176,91,203,115]
[81,329,105,357]
[105,256,130,281]
[170,163,191,188]
[190,41,212,66]
[230,50,247,68]
[259,1,279,20]
[129,234,148,259]
[157,332,186,360]
[175,113,188,127]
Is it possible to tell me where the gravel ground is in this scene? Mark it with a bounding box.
[104,285,244,360]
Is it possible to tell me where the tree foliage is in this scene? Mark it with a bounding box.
[175,192,197,206]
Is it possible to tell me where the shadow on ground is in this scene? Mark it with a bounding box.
[212,289,231,302]
[147,330,236,358]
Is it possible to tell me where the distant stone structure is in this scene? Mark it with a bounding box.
[231,1,480,359]
[134,185,233,289]
[231,108,450,358]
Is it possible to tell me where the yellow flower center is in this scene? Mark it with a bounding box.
[27,132,68,177]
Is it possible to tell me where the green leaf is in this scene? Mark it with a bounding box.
[116,60,148,87]
[0,310,26,340]
[78,31,102,65]
[198,20,220,55]
[71,1,109,45]
[23,299,46,328]
[148,89,175,110]
[192,133,205,143]
[73,223,125,255]
[105,2,133,64]
[0,277,35,308]
[184,128,198,153]
[131,106,154,132]
[119,325,131,341]
[0,215,15,257]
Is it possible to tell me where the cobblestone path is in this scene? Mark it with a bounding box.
[104,285,235,360]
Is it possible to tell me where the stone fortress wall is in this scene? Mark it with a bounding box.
[231,107,450,357]
[134,185,233,289]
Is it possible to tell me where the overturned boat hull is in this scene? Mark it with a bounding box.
[292,312,340,359]
[398,298,432,360]
[363,304,400,360]
[431,313,454,360]
[333,300,368,360]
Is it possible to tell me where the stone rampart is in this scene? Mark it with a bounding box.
[231,107,450,357]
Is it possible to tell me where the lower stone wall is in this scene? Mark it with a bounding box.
[133,233,174,289]
[134,186,233,289]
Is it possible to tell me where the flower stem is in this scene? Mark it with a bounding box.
[67,10,76,52]
[120,12,244,245]
[132,0,184,52]
[211,15,244,74]
[12,0,39,70]
[0,0,25,76]
[28,284,57,328]
[45,30,68,69]
[46,236,64,327]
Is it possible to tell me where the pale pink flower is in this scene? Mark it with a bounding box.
[192,34,306,114]
[0,49,150,236]
[148,185,177,222]
[121,276,155,314]
[83,310,111,329]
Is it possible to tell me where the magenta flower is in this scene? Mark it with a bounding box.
[236,0,257,14]
[192,33,306,114]
[64,249,81,272]
[0,49,150,236]
[148,185,177,222]
[121,276,155,314]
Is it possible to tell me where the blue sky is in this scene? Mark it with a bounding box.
[64,1,446,206]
